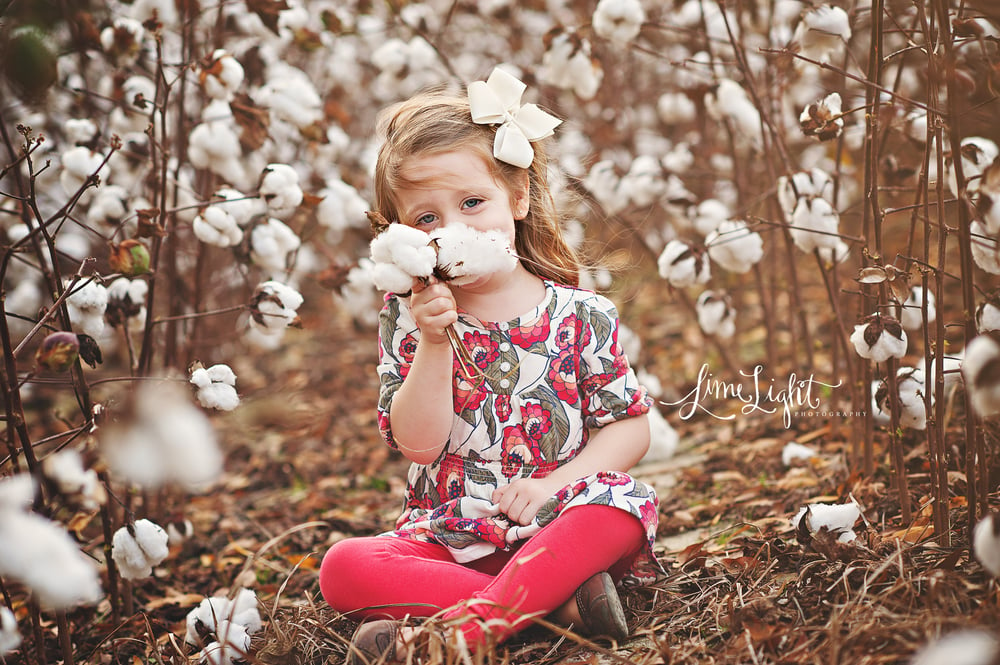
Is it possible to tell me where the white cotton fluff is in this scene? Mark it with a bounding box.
[185,589,262,655]
[0,509,102,608]
[689,199,730,236]
[250,281,304,332]
[42,449,105,511]
[657,240,710,288]
[791,501,860,543]
[60,146,105,196]
[101,381,222,492]
[111,519,169,580]
[582,160,628,215]
[250,218,301,275]
[792,4,852,64]
[334,259,381,328]
[429,226,518,286]
[100,17,144,66]
[87,185,130,227]
[0,606,20,656]
[107,277,148,331]
[974,513,1000,577]
[662,143,695,174]
[109,76,157,135]
[213,188,262,227]
[816,239,851,266]
[977,301,1000,332]
[369,224,437,293]
[640,406,678,465]
[910,629,999,665]
[621,155,665,208]
[258,164,304,218]
[894,367,928,430]
[776,168,835,218]
[850,314,908,363]
[782,441,816,467]
[705,79,762,150]
[963,333,1000,417]
[188,102,245,187]
[539,31,603,100]
[789,196,841,253]
[946,136,999,198]
[696,290,736,338]
[898,286,936,331]
[593,0,645,43]
[194,205,244,248]
[65,118,98,145]
[255,64,323,129]
[657,92,697,125]
[970,221,1000,275]
[0,474,35,513]
[316,179,370,238]
[202,621,251,665]
[65,279,109,339]
[705,220,764,273]
[799,92,843,140]
[190,364,239,411]
[200,50,244,101]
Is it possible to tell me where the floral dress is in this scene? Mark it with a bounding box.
[376,281,661,582]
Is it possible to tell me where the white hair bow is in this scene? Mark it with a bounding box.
[468,67,562,169]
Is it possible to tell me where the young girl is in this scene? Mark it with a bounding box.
[319,68,661,663]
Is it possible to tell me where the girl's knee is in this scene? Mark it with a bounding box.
[319,538,373,610]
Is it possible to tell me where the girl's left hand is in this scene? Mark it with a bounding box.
[492,477,563,526]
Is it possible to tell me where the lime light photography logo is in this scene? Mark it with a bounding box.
[663,363,849,428]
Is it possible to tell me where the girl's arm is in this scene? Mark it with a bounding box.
[492,414,650,525]
[388,280,457,464]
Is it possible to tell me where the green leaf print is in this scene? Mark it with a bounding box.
[588,306,613,350]
[380,297,402,356]
[522,384,572,461]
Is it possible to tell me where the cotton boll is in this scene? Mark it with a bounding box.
[194,205,244,247]
[333,259,381,328]
[0,473,36,513]
[255,64,322,129]
[87,185,130,228]
[875,367,927,430]
[109,76,157,135]
[60,146,105,196]
[658,240,710,288]
[593,0,645,44]
[203,620,250,665]
[705,79,762,150]
[583,160,628,214]
[539,30,603,100]
[65,279,108,339]
[106,277,148,331]
[791,501,860,543]
[42,449,105,511]
[782,441,816,467]
[640,407,678,465]
[316,179,370,240]
[65,118,98,145]
[185,590,261,649]
[696,290,736,338]
[199,50,244,101]
[101,381,222,492]
[688,199,730,236]
[190,364,240,411]
[369,224,437,291]
[0,509,102,608]
[657,92,697,125]
[970,220,1000,275]
[430,225,518,285]
[946,136,999,198]
[895,286,936,331]
[188,113,246,188]
[250,218,301,275]
[963,333,1000,417]
[100,17,145,67]
[258,163,304,218]
[816,239,851,266]
[789,196,841,253]
[977,301,1000,332]
[799,92,843,141]
[706,220,764,273]
[112,519,169,580]
[0,606,20,655]
[249,281,304,332]
[776,168,835,218]
[973,512,1000,577]
[792,5,852,64]
[850,313,907,362]
[621,155,665,207]
[910,629,999,665]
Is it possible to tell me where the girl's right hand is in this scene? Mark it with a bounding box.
[410,279,458,344]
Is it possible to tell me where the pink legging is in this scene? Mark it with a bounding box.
[319,505,645,646]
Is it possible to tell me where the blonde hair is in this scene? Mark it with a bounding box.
[373,85,580,287]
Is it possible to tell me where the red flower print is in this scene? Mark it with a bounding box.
[520,402,553,441]
[596,471,631,487]
[639,501,658,532]
[554,315,579,350]
[473,518,508,548]
[509,309,551,348]
[454,369,487,413]
[495,394,512,421]
[463,330,499,369]
[501,425,542,478]
[547,349,579,405]
[555,479,589,504]
[398,334,418,363]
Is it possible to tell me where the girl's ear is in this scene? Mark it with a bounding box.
[511,171,531,221]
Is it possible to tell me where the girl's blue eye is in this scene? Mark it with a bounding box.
[462,198,483,210]
[415,213,437,226]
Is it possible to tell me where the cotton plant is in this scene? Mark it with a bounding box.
[776,168,835,218]
[909,629,999,665]
[254,62,323,129]
[193,188,257,249]
[369,36,444,101]
[106,277,148,332]
[688,198,730,236]
[333,259,382,328]
[101,381,223,492]
[788,196,841,253]
[108,75,158,136]
[188,101,247,188]
[592,0,646,44]
[100,16,146,67]
[87,185,130,228]
[65,278,109,339]
[316,179,370,242]
[620,155,666,208]
[246,280,304,348]
[190,363,240,411]
[799,92,843,141]
[539,29,603,100]
[64,117,98,145]
[977,299,1000,332]
[962,332,1000,417]
[705,220,764,273]
[657,92,697,125]
[873,367,927,430]
[850,312,908,363]
[59,145,106,197]
[975,155,1000,234]
[970,220,1000,275]
[782,441,817,467]
[111,519,170,580]
[0,475,102,609]
[791,500,861,543]
[582,160,628,215]
[695,290,736,338]
[0,606,20,656]
[791,4,852,64]
[657,239,711,288]
[185,589,262,665]
[705,79,762,151]
[198,49,245,101]
[42,449,106,511]
[946,136,999,198]
[974,512,1000,577]
[640,407,678,465]
[250,217,301,276]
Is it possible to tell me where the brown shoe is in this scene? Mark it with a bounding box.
[575,572,628,641]
[347,619,400,665]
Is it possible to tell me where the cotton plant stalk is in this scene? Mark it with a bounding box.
[368,213,518,379]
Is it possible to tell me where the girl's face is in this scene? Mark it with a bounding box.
[394,149,529,243]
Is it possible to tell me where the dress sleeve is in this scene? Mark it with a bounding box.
[376,295,419,449]
[576,295,652,429]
